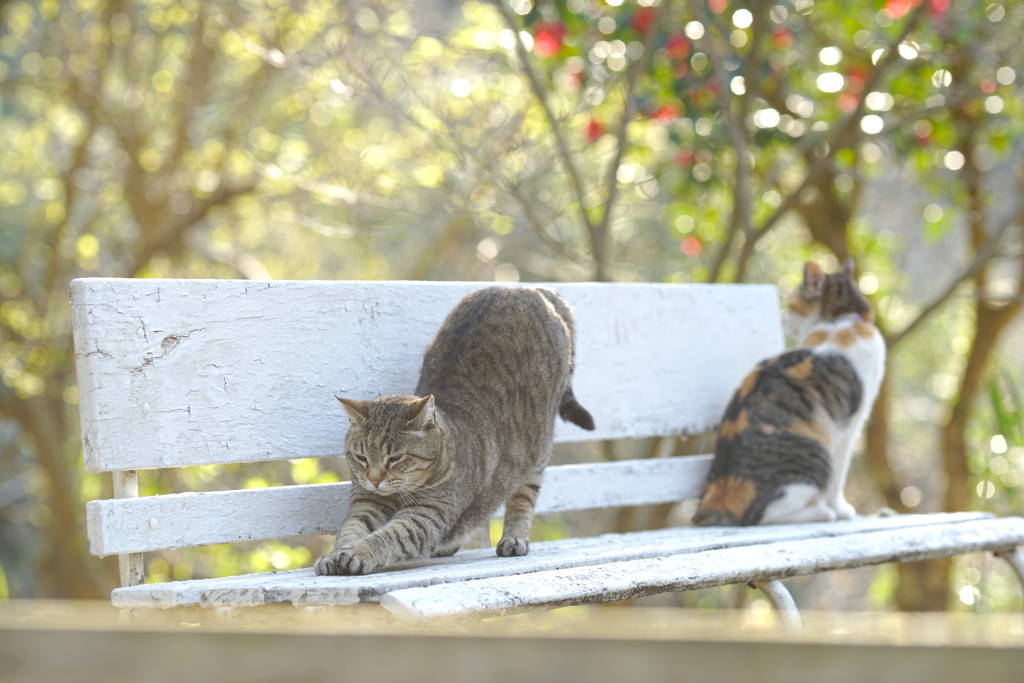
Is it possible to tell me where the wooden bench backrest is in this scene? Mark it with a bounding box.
[72,279,784,558]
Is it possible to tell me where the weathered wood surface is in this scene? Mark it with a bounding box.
[109,512,994,608]
[6,617,1024,683]
[74,278,1024,623]
[71,279,783,473]
[380,516,1024,624]
[87,455,713,556]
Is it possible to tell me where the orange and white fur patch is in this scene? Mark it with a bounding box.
[694,260,886,526]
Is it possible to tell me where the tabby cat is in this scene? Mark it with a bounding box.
[314,286,595,575]
[693,260,885,526]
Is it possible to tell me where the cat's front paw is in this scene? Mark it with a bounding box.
[833,499,858,520]
[496,536,530,557]
[314,546,378,575]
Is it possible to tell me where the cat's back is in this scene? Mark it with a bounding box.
[800,319,886,395]
[416,286,571,402]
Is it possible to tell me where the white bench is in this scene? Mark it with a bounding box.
[72,279,1024,627]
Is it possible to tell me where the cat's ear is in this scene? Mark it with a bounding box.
[802,261,826,297]
[842,258,857,280]
[337,396,369,422]
[407,394,437,430]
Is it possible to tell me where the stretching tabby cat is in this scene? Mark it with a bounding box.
[693,260,885,526]
[315,286,594,575]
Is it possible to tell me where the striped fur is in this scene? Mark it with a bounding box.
[693,260,886,526]
[315,287,594,575]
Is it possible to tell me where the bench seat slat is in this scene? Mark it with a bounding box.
[380,516,1024,624]
[86,456,714,556]
[109,512,995,609]
[71,279,783,473]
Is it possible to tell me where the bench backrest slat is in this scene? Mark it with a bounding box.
[86,455,714,556]
[72,279,783,474]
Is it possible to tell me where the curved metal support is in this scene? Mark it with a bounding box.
[752,580,802,634]
[995,549,1024,607]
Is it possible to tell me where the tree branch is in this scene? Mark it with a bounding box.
[125,181,257,277]
[887,183,1024,348]
[694,0,767,282]
[490,0,599,271]
[167,6,215,171]
[588,2,663,281]
[731,1,930,281]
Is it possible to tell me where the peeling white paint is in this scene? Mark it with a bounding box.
[87,455,714,556]
[380,517,1024,624]
[74,279,1024,620]
[71,279,783,473]
[109,512,1006,609]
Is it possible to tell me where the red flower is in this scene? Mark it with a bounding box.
[675,149,695,167]
[680,237,703,256]
[772,28,793,49]
[650,104,679,121]
[884,0,920,20]
[586,118,605,142]
[533,21,566,58]
[846,66,868,95]
[666,32,691,61]
[633,8,656,35]
[981,78,997,94]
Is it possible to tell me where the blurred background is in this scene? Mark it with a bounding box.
[0,0,1022,614]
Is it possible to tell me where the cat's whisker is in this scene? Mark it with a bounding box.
[399,486,443,506]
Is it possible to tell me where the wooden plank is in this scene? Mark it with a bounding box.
[107,512,994,608]
[111,470,145,587]
[4,625,1024,683]
[86,455,713,556]
[379,517,1024,624]
[71,279,783,472]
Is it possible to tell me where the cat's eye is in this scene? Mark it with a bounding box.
[386,454,404,466]
[350,453,368,465]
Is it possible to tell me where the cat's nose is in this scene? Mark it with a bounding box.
[368,477,383,487]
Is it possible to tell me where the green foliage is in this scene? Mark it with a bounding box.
[1,0,1022,612]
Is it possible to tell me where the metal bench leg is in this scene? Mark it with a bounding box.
[996,549,1024,606]
[752,580,802,634]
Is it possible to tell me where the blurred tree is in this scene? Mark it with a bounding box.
[464,0,1024,610]
[0,0,354,597]
[1,0,1022,613]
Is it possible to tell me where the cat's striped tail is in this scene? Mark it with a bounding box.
[559,386,595,431]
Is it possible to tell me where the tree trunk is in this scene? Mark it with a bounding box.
[864,370,908,514]
[21,393,105,598]
[894,300,1019,610]
[895,558,953,611]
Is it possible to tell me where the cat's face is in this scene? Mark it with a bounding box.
[783,260,874,341]
[337,395,444,497]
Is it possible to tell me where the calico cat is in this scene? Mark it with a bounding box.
[314,286,594,576]
[693,260,885,526]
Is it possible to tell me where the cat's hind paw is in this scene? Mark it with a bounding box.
[496,536,530,557]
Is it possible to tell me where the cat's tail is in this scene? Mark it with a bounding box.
[536,287,596,431]
[559,386,595,431]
